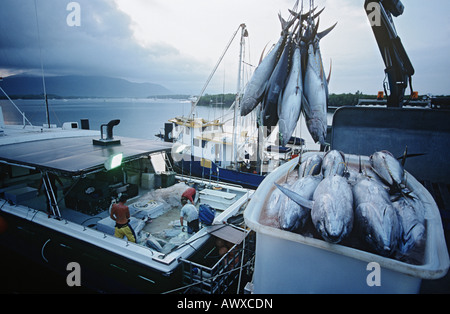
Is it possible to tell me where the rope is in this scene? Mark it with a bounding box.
[188,24,245,119]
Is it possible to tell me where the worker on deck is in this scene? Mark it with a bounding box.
[110,195,136,243]
[181,187,197,205]
[180,192,199,234]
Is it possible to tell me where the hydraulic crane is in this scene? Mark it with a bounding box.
[364,0,415,107]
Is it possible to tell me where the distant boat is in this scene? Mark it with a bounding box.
[160,24,305,189]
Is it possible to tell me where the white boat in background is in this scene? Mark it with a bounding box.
[162,24,309,189]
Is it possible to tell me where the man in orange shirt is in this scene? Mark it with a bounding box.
[110,195,136,243]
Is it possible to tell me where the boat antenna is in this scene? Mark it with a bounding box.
[34,0,50,128]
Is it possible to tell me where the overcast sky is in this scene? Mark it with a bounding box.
[0,0,449,95]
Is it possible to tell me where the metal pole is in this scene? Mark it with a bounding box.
[232,24,247,171]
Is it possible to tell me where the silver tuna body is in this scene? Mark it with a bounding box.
[298,153,322,178]
[275,172,353,244]
[302,40,328,145]
[278,175,321,232]
[370,150,404,186]
[311,175,354,243]
[278,46,302,147]
[393,197,426,254]
[240,35,286,116]
[353,175,400,256]
[322,150,346,177]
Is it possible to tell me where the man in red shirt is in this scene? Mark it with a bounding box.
[181,187,196,205]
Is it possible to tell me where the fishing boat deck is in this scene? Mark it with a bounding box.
[9,174,248,255]
[0,124,252,261]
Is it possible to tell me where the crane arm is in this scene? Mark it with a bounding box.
[365,0,414,107]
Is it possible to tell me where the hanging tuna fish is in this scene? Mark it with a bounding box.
[278,42,303,147]
[301,17,337,146]
[260,35,294,134]
[240,3,336,146]
[240,15,292,117]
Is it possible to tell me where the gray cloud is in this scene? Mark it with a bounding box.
[1,0,449,96]
[0,0,208,93]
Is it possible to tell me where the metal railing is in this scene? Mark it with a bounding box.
[180,230,255,294]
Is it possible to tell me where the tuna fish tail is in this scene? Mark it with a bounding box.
[274,183,314,209]
[327,58,332,84]
[259,42,270,65]
[317,22,338,40]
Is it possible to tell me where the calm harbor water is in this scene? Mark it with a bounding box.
[1,97,327,149]
[0,98,219,140]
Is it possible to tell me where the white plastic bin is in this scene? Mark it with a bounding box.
[244,153,449,294]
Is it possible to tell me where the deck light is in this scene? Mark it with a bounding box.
[105,152,123,170]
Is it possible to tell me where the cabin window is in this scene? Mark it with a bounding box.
[10,165,31,178]
[193,138,200,147]
[215,144,221,160]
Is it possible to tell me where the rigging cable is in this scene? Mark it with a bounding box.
[0,86,33,127]
[188,24,245,119]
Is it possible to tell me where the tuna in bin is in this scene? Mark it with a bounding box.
[352,174,400,256]
[277,175,321,233]
[271,149,427,260]
[275,174,354,244]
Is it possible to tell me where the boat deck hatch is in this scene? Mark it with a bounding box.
[199,189,237,211]
[208,224,246,245]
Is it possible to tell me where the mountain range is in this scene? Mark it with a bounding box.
[0,74,173,98]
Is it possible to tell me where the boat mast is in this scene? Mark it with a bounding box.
[34,0,50,128]
[232,24,248,171]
